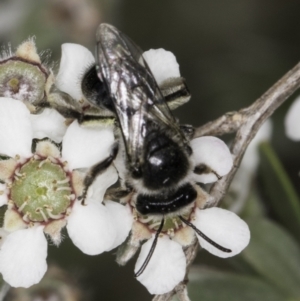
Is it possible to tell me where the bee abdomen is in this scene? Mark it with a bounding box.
[136,183,197,215]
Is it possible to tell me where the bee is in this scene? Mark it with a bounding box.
[82,23,231,276]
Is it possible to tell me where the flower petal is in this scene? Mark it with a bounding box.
[0,226,47,288]
[191,136,233,183]
[105,201,133,251]
[30,108,67,143]
[0,97,32,158]
[56,43,95,101]
[87,165,118,201]
[194,207,250,258]
[62,120,115,169]
[143,49,180,85]
[135,236,186,295]
[285,96,300,140]
[67,200,116,255]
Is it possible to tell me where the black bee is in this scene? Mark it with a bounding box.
[81,23,231,276]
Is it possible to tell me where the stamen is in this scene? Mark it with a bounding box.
[14,169,23,177]
[56,178,70,185]
[167,228,174,237]
[22,212,29,222]
[36,208,48,222]
[148,221,162,230]
[179,216,232,253]
[56,186,72,192]
[0,190,3,195]
[38,159,47,169]
[64,194,75,201]
[45,207,63,219]
[173,218,179,230]
[135,218,165,278]
[18,201,27,212]
[139,216,154,223]
[48,156,58,163]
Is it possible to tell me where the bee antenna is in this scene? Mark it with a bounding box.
[179,216,232,253]
[135,217,165,277]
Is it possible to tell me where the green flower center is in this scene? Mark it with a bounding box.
[10,158,72,222]
[138,210,192,234]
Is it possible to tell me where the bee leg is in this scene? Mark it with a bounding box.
[79,142,119,204]
[179,124,195,140]
[161,77,191,110]
[194,163,222,180]
[104,186,133,201]
[78,115,115,128]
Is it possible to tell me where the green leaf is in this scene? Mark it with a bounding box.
[242,218,300,297]
[258,141,300,239]
[188,267,287,301]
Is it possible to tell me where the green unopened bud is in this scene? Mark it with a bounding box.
[0,58,47,104]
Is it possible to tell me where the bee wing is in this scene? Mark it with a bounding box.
[96,24,186,170]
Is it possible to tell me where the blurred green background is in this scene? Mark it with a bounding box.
[1,1,300,300]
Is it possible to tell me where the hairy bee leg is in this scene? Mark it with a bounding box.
[179,216,232,253]
[135,218,165,278]
[79,142,119,204]
[194,163,222,180]
[79,115,116,127]
[104,186,133,201]
[161,77,191,110]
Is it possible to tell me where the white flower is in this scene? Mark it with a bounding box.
[285,95,300,141]
[0,97,133,287]
[135,236,186,295]
[30,108,67,143]
[56,43,182,103]
[57,42,250,295]
[131,135,249,294]
[143,49,180,85]
[56,43,95,102]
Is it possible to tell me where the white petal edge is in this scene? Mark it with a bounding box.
[87,165,118,201]
[62,120,115,170]
[105,201,133,251]
[135,236,186,295]
[143,49,180,85]
[30,108,67,143]
[67,200,116,255]
[285,96,300,140]
[0,98,32,158]
[56,43,95,101]
[0,226,47,288]
[191,136,233,184]
[0,183,8,206]
[193,207,250,258]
